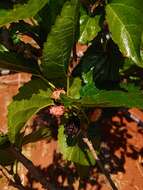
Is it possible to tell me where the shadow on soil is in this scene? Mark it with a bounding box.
[24,108,143,190]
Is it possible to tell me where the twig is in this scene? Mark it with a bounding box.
[0,166,26,190]
[7,146,55,190]
[67,76,70,96]
[0,166,13,182]
[90,0,102,13]
[83,137,118,190]
[9,180,26,190]
[40,76,56,89]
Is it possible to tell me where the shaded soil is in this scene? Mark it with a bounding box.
[0,73,143,190]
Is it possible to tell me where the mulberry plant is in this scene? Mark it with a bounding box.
[0,0,143,189]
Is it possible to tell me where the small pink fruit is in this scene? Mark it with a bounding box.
[49,105,65,117]
[51,89,65,100]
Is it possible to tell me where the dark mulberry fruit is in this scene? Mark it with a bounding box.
[64,116,80,138]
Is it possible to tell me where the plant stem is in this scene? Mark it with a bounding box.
[7,146,55,190]
[83,137,118,190]
[13,159,18,175]
[67,76,70,96]
[9,181,27,190]
[90,0,102,13]
[40,76,56,89]
[29,18,38,26]
[0,166,26,190]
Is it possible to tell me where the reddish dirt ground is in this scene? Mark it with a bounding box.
[0,73,143,190]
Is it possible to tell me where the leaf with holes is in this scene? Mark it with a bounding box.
[106,0,143,67]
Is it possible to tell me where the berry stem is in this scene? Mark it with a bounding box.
[83,137,118,190]
[67,76,70,96]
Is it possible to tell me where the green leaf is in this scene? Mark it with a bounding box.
[120,58,134,72]
[79,9,101,44]
[0,135,9,149]
[41,0,79,79]
[0,44,8,52]
[80,83,143,108]
[61,83,143,109]
[106,0,143,67]
[0,51,41,75]
[35,0,66,36]
[8,88,54,144]
[141,32,143,61]
[14,77,48,100]
[0,149,15,166]
[58,125,95,166]
[73,34,122,87]
[69,77,82,99]
[0,135,15,166]
[22,126,51,145]
[0,0,48,27]
[80,83,100,97]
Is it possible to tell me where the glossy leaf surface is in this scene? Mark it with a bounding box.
[106,0,143,67]
[79,10,101,44]
[41,0,79,79]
